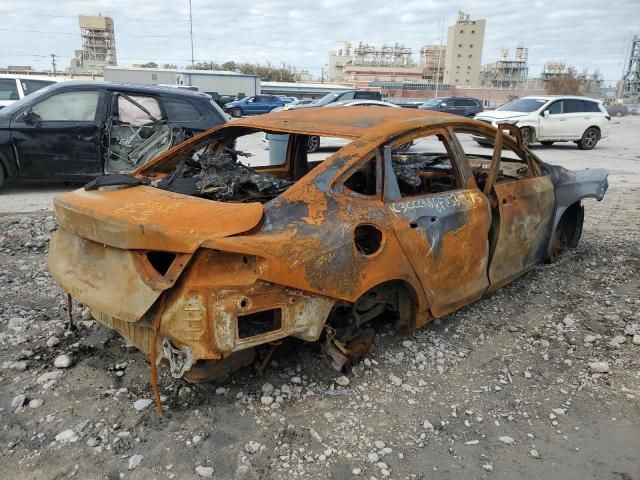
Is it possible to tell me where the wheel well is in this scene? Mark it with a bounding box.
[558,202,584,248]
[585,126,601,139]
[326,280,423,333]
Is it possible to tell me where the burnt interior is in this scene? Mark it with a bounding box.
[238,308,282,338]
[146,251,176,276]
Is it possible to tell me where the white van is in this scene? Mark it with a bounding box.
[474,96,610,150]
[0,74,63,109]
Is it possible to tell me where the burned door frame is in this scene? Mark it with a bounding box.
[471,126,555,290]
[382,127,492,317]
[103,90,172,173]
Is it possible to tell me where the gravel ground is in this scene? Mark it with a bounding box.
[0,117,639,480]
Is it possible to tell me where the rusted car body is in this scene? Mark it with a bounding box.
[48,108,608,389]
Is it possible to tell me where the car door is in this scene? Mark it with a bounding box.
[242,96,258,114]
[539,99,569,139]
[10,89,105,177]
[562,99,588,139]
[477,129,555,289]
[383,129,491,317]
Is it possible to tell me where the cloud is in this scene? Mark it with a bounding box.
[0,0,634,83]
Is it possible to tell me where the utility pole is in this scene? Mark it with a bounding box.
[189,0,194,68]
[320,67,324,83]
[434,18,444,97]
[50,53,57,75]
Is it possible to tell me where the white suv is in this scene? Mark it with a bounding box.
[0,74,62,109]
[474,96,610,150]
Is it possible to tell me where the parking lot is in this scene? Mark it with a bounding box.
[0,116,639,479]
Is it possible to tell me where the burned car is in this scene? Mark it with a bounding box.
[0,81,226,189]
[48,108,608,409]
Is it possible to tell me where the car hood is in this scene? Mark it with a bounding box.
[52,185,264,253]
[475,110,529,120]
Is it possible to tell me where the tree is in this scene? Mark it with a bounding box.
[546,67,583,95]
[162,63,178,69]
[140,62,158,68]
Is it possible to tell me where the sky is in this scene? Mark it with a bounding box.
[0,0,637,85]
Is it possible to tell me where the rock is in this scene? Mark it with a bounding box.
[290,376,302,384]
[524,370,532,379]
[128,454,144,470]
[195,466,214,477]
[11,394,27,407]
[389,374,402,386]
[465,440,480,445]
[28,398,43,409]
[368,452,379,463]
[609,336,626,349]
[352,467,362,475]
[36,370,63,384]
[134,399,154,412]
[260,396,274,406]
[244,441,261,454]
[530,449,540,458]
[55,429,79,443]
[423,420,434,430]
[374,440,385,449]
[633,334,640,346]
[215,387,226,395]
[588,362,610,373]
[261,383,274,395]
[46,337,61,348]
[54,354,72,368]
[562,316,575,327]
[498,436,515,444]
[336,375,350,387]
[584,335,597,344]
[483,464,494,472]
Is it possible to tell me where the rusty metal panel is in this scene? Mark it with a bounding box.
[488,176,555,288]
[389,188,491,317]
[53,186,264,252]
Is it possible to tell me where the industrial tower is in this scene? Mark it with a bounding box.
[621,35,640,101]
[70,14,117,75]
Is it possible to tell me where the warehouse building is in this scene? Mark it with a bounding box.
[103,67,260,97]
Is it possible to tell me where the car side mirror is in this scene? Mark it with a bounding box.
[542,110,550,118]
[23,109,41,126]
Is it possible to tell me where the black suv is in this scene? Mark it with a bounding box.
[0,81,227,188]
[285,90,382,110]
[419,96,483,117]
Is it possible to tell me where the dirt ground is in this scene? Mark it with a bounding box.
[1,117,639,480]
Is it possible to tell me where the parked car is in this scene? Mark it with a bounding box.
[605,104,629,117]
[419,96,483,117]
[223,95,285,117]
[399,101,425,109]
[0,74,62,109]
[0,81,227,188]
[48,107,608,391]
[628,104,640,115]
[474,95,610,149]
[274,98,315,112]
[305,100,401,152]
[276,95,298,103]
[284,90,382,111]
[205,92,237,108]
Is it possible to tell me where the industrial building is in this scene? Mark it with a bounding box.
[420,45,446,83]
[103,67,260,97]
[620,34,640,102]
[481,47,529,89]
[442,11,486,87]
[70,15,117,75]
[327,41,417,83]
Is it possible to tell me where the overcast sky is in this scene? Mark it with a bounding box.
[0,0,636,85]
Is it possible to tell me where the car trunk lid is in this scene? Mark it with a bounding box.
[53,185,264,253]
